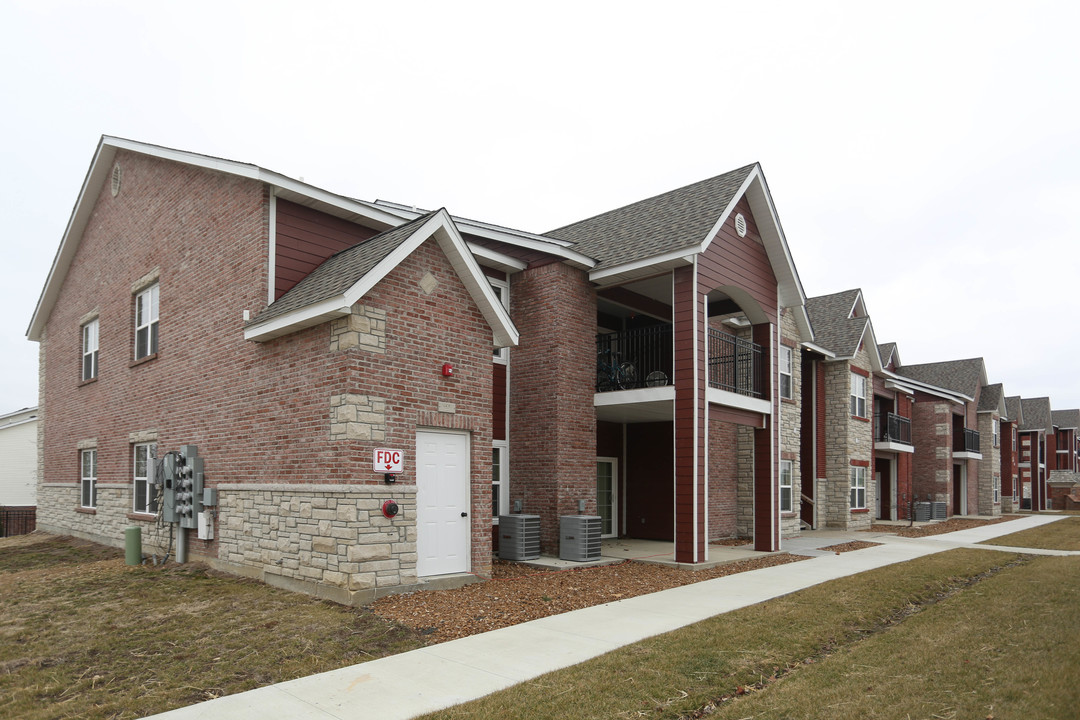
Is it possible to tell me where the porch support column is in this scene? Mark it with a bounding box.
[672,264,706,563]
[752,321,779,551]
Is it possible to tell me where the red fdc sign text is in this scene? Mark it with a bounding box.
[373,448,404,473]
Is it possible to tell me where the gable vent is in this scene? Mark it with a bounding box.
[110,164,122,197]
[734,213,747,237]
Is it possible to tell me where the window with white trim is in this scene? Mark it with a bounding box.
[993,473,1001,504]
[133,443,158,514]
[81,449,97,508]
[82,318,99,381]
[135,283,159,360]
[492,443,508,520]
[779,460,793,513]
[850,372,868,418]
[490,279,509,363]
[850,465,867,509]
[992,418,1000,447]
[779,346,793,400]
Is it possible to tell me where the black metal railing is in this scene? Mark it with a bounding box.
[595,325,673,391]
[707,329,766,399]
[876,412,912,445]
[954,428,980,453]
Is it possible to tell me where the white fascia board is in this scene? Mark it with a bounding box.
[27,140,118,340]
[790,305,814,344]
[849,290,865,319]
[881,370,971,404]
[466,242,528,273]
[861,320,885,373]
[0,406,38,423]
[742,170,809,310]
[378,200,595,269]
[244,297,352,341]
[590,249,695,285]
[884,379,916,396]
[800,341,836,358]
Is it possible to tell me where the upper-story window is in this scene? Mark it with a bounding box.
[850,372,867,418]
[779,346,793,400]
[135,283,159,360]
[992,418,1000,447]
[82,318,99,381]
[490,279,509,364]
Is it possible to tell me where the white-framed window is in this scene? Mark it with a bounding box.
[492,442,508,520]
[779,345,793,400]
[850,372,868,418]
[1012,428,1017,452]
[779,459,793,513]
[1012,474,1019,502]
[133,443,158,514]
[490,279,509,363]
[82,318,99,381]
[597,457,619,537]
[81,449,97,508]
[993,473,1001,504]
[850,465,867,509]
[992,418,1000,448]
[135,283,159,360]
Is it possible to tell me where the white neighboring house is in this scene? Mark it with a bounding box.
[0,407,39,507]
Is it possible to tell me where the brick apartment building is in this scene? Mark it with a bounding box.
[28,137,810,603]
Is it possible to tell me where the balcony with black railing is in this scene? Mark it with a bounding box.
[707,328,766,399]
[954,427,980,454]
[876,412,912,445]
[595,325,766,400]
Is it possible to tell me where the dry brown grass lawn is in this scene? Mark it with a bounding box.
[421,548,1080,720]
[0,533,424,720]
[981,515,1080,550]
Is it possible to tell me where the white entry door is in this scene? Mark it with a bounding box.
[416,430,471,577]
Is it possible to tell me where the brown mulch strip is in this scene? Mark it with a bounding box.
[865,515,1023,538]
[371,554,809,644]
[820,541,882,553]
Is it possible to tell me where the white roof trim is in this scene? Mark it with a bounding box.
[377,200,595,270]
[467,243,528,273]
[879,369,971,404]
[884,379,916,396]
[28,136,407,341]
[801,340,837,358]
[245,210,519,348]
[590,249,696,285]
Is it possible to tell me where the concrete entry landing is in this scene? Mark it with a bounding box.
[505,537,776,572]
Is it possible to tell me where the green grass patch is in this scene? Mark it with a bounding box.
[981,516,1080,550]
[421,549,1023,719]
[0,533,425,719]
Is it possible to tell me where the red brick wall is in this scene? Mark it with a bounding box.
[507,261,596,552]
[708,418,738,538]
[911,396,951,502]
[40,150,495,573]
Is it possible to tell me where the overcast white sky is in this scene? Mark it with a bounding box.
[3,1,1079,413]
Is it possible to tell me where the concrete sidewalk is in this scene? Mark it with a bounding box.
[145,514,1071,720]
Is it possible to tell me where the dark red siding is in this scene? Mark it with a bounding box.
[275,199,378,299]
[492,363,507,441]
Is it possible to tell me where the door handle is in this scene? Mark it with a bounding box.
[461,511,468,517]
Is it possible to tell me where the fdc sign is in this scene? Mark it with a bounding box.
[373,448,404,473]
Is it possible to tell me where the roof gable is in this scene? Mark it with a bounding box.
[1020,397,1053,433]
[805,289,881,367]
[1052,409,1080,430]
[245,209,517,347]
[1005,396,1024,426]
[27,136,406,341]
[896,358,987,400]
[978,383,1007,416]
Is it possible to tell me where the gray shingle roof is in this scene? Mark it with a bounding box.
[251,212,436,325]
[878,342,897,368]
[545,165,756,269]
[979,383,1005,414]
[1020,397,1054,433]
[1052,409,1080,430]
[896,358,986,399]
[805,290,866,357]
[1005,396,1023,426]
